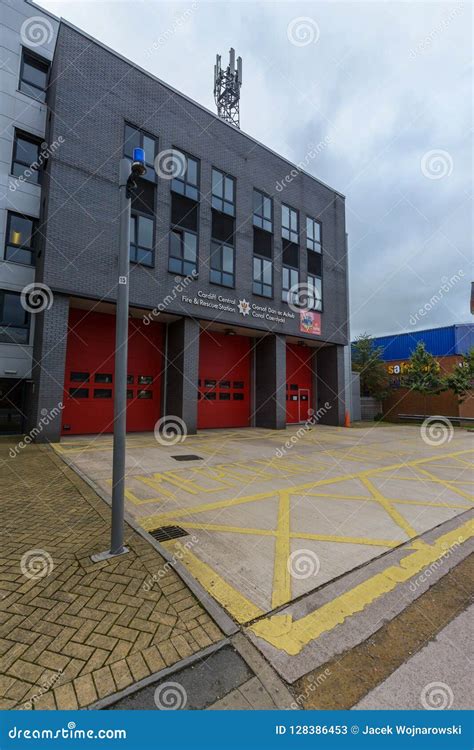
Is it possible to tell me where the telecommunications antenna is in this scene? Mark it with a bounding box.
[214,48,242,128]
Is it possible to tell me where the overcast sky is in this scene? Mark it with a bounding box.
[37,0,473,338]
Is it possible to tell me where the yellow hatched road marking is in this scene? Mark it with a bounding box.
[359,476,416,539]
[415,468,473,501]
[248,517,474,655]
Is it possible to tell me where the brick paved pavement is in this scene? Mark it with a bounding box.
[0,439,223,710]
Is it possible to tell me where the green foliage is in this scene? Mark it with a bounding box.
[444,347,474,403]
[352,333,390,399]
[401,342,446,397]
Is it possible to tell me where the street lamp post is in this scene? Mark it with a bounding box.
[91,148,147,563]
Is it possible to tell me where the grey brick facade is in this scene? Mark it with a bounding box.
[32,21,349,439]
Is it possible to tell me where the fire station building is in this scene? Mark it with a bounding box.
[30,21,349,441]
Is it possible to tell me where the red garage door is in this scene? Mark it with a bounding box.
[198,331,251,429]
[286,344,313,424]
[62,309,163,435]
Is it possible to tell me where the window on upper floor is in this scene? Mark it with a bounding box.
[12,131,42,184]
[282,266,299,305]
[211,168,235,216]
[253,256,272,298]
[171,150,199,200]
[4,213,38,266]
[123,124,157,182]
[0,290,30,344]
[169,229,197,277]
[253,190,272,232]
[210,240,234,288]
[307,274,322,311]
[306,217,322,253]
[19,49,50,102]
[282,204,298,244]
[130,212,154,267]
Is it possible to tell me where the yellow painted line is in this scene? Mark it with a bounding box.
[272,491,291,609]
[359,476,417,539]
[167,521,400,549]
[416,468,474,502]
[292,532,399,548]
[170,541,264,623]
[386,476,474,487]
[171,522,276,537]
[140,489,278,529]
[249,517,474,655]
[304,491,467,510]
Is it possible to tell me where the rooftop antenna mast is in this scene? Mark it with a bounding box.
[214,48,242,128]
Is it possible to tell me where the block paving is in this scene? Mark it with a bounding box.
[0,439,222,710]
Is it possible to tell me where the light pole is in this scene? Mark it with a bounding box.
[91,148,147,562]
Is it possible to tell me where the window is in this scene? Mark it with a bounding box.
[253,190,272,232]
[171,151,199,200]
[130,213,154,266]
[306,217,321,252]
[70,372,89,382]
[19,49,49,101]
[210,240,234,287]
[282,204,298,244]
[0,291,29,344]
[169,229,197,276]
[307,274,322,311]
[212,168,235,215]
[94,373,112,383]
[69,388,88,398]
[94,389,112,399]
[12,131,42,184]
[253,256,272,298]
[4,213,37,265]
[124,124,157,181]
[282,266,299,304]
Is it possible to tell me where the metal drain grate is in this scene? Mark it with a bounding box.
[148,525,189,543]
[171,454,203,461]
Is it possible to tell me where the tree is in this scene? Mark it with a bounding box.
[352,333,390,399]
[444,347,474,403]
[402,341,446,415]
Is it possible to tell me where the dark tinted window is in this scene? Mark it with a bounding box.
[19,49,49,101]
[12,131,42,184]
[0,291,29,344]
